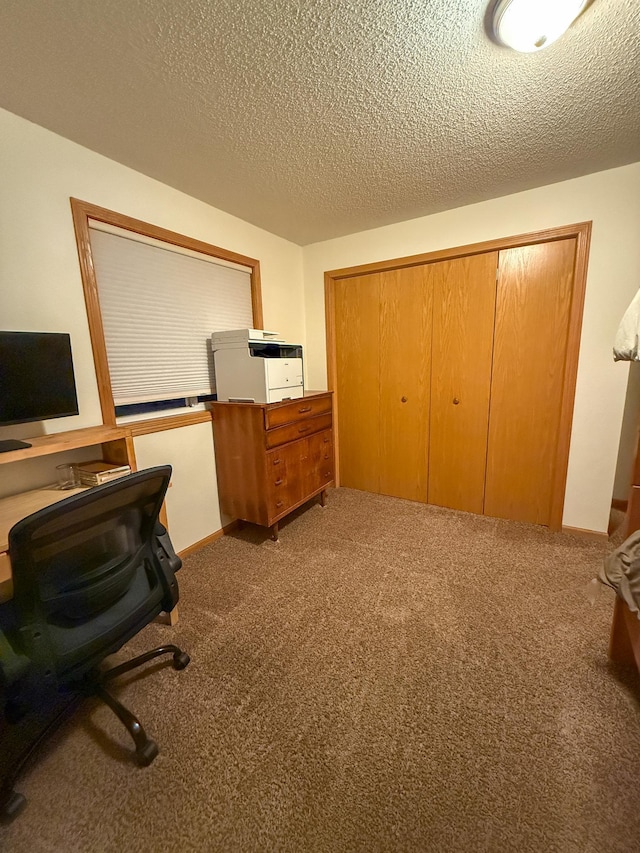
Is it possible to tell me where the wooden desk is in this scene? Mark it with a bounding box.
[0,424,135,467]
[0,425,134,602]
[0,424,178,623]
[0,485,86,601]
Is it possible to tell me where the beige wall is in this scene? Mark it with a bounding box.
[0,107,305,548]
[3,103,639,540]
[302,164,640,534]
[133,424,221,554]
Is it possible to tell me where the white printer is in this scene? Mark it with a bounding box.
[211,329,304,403]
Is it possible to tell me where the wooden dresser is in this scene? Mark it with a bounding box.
[210,391,334,539]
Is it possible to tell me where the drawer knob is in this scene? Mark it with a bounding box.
[298,425,311,433]
[276,500,284,508]
[274,478,283,486]
[272,458,281,465]
[453,398,460,405]
[298,405,312,413]
[401,396,407,403]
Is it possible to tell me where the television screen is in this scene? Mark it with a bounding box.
[0,331,79,426]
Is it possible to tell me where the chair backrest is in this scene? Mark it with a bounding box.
[1,466,181,688]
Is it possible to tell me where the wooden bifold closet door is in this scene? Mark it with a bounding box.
[334,272,382,495]
[484,239,577,524]
[335,266,432,502]
[427,252,498,514]
[332,233,581,528]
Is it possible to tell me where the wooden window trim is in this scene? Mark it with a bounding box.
[70,198,264,428]
[324,221,592,532]
[127,411,213,437]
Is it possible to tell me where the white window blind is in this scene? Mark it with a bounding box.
[88,226,253,406]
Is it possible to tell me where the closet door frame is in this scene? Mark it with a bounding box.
[324,221,592,531]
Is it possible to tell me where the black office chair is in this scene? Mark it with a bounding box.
[0,465,190,823]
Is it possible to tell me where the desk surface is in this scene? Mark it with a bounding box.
[1,486,89,601]
[0,485,86,552]
[0,483,179,623]
[0,423,139,607]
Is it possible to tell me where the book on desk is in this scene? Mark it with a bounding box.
[74,460,132,486]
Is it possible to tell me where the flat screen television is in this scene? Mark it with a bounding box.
[0,331,79,451]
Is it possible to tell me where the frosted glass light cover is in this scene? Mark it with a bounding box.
[493,0,589,52]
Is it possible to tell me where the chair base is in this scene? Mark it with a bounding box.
[0,644,190,824]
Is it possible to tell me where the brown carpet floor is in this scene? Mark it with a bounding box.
[2,488,640,853]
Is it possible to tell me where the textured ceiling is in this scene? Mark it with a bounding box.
[0,0,638,245]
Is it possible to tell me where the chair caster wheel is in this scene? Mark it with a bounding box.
[0,791,27,823]
[137,739,159,767]
[172,651,190,670]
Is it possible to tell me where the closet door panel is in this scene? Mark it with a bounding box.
[379,266,432,502]
[484,239,576,525]
[427,252,498,513]
[334,273,381,493]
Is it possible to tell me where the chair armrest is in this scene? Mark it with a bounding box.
[154,523,182,576]
[152,523,182,611]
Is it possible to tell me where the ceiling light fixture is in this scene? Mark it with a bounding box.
[493,0,590,53]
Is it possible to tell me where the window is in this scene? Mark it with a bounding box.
[71,199,263,427]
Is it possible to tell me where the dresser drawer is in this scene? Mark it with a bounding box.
[265,394,332,430]
[266,413,332,449]
[306,429,334,492]
[267,474,303,518]
[267,442,299,483]
[308,428,333,457]
[266,442,304,517]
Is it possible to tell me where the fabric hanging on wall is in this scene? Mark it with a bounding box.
[614,288,640,361]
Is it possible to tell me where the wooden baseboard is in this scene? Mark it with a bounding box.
[177,519,239,560]
[562,525,609,542]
